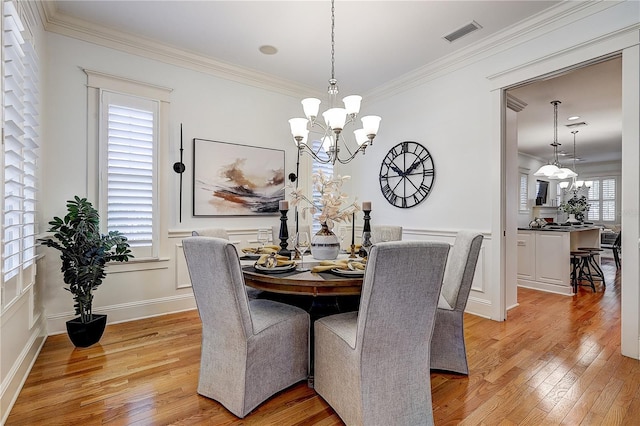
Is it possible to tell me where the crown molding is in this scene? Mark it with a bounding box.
[37,0,322,100]
[36,0,628,103]
[506,93,527,112]
[366,0,624,102]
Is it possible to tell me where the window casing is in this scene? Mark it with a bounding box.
[86,70,171,262]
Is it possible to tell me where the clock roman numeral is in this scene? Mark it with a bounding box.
[417,183,431,198]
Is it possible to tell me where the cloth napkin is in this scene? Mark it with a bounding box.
[255,253,296,268]
[242,245,280,255]
[311,259,367,273]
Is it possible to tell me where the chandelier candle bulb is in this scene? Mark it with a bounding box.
[343,95,362,115]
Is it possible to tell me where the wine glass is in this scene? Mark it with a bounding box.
[338,227,347,252]
[257,229,269,252]
[295,231,310,271]
[379,229,392,243]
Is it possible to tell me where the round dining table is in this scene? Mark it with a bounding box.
[241,258,365,316]
[241,258,365,388]
[242,263,364,297]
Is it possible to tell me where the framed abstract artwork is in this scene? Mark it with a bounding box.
[192,138,285,216]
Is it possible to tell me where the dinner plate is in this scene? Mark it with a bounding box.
[241,253,261,260]
[331,268,365,277]
[254,263,297,274]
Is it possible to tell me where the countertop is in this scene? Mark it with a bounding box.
[518,225,600,232]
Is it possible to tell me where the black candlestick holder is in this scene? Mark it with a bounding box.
[278,208,291,258]
[360,209,372,258]
[349,243,357,258]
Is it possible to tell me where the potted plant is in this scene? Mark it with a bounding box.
[559,195,590,223]
[41,196,133,347]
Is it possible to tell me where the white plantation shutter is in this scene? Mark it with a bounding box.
[101,92,158,258]
[601,178,615,221]
[585,177,616,222]
[310,139,333,233]
[2,0,39,310]
[519,173,528,211]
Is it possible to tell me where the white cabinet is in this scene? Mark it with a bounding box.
[517,227,600,296]
[517,230,571,294]
[534,232,570,287]
[517,231,535,280]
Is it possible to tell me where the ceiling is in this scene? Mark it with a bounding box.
[48,1,621,164]
[509,57,622,166]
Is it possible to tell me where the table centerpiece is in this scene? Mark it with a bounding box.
[289,170,359,260]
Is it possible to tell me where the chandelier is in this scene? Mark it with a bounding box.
[288,0,381,165]
[533,100,577,180]
[559,130,592,193]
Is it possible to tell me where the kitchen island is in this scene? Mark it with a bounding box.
[517,225,601,295]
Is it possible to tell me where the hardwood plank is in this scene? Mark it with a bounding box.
[7,259,638,425]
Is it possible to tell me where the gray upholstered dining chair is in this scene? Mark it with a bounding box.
[191,228,263,299]
[192,228,229,239]
[371,225,402,243]
[314,240,450,426]
[182,236,309,418]
[430,231,483,375]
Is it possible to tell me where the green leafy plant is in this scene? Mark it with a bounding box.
[559,195,590,221]
[41,196,133,323]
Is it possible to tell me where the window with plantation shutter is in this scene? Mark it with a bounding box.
[2,0,39,311]
[310,139,333,234]
[100,92,158,259]
[519,172,528,211]
[86,70,170,263]
[586,177,616,223]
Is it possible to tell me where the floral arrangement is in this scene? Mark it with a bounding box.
[559,195,590,221]
[289,170,360,230]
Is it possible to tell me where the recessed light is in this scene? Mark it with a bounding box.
[567,116,580,121]
[259,45,278,55]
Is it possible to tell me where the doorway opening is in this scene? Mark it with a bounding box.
[503,54,622,313]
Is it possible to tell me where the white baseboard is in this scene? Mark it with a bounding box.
[1,319,47,425]
[46,294,197,335]
[466,297,493,319]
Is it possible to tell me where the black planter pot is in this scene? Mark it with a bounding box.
[66,314,107,348]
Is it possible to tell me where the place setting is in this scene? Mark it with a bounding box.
[311,259,367,277]
[240,229,281,260]
[252,253,298,274]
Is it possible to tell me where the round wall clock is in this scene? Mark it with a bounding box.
[378,141,435,208]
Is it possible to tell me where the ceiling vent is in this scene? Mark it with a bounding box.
[443,21,482,43]
[565,121,588,128]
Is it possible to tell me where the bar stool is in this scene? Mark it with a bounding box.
[577,247,605,288]
[570,251,596,293]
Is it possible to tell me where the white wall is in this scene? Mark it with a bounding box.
[348,1,639,321]
[40,32,307,333]
[3,0,639,419]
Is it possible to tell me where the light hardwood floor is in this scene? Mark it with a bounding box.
[7,259,639,425]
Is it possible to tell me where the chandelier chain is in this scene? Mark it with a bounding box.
[287,0,381,165]
[330,0,335,81]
